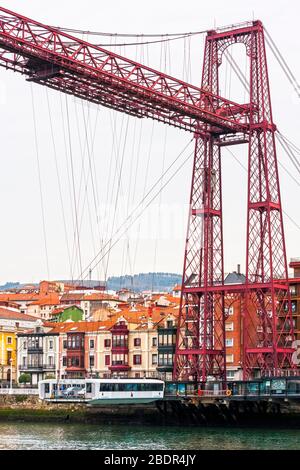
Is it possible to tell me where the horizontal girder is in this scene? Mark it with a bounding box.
[0,6,251,134]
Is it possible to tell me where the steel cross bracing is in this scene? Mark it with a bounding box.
[174,22,295,383]
[0,7,295,382]
[0,6,251,137]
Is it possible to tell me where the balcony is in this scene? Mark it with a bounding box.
[157,361,173,372]
[27,346,43,354]
[66,345,84,352]
[109,361,131,372]
[19,364,55,371]
[157,344,176,352]
[111,341,128,354]
[65,366,85,372]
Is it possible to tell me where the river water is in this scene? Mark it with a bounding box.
[0,422,300,449]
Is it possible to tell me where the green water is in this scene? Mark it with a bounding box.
[0,422,300,449]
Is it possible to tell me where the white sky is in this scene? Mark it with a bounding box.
[0,0,299,284]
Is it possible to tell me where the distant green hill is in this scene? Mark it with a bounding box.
[0,282,21,291]
[107,272,182,293]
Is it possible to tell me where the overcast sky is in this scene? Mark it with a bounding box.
[0,0,299,284]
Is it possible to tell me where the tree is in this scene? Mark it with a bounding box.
[45,374,55,380]
[18,373,31,384]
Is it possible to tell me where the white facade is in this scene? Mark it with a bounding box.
[17,328,59,385]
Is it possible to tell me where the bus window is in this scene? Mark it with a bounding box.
[287,379,300,395]
[86,383,92,393]
[271,379,286,395]
[45,383,50,394]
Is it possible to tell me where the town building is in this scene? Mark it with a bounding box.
[60,291,121,321]
[49,305,84,323]
[289,258,300,340]
[16,297,180,382]
[0,308,38,385]
[17,322,60,385]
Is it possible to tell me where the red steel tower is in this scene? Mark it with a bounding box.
[174,21,295,382]
[0,8,294,382]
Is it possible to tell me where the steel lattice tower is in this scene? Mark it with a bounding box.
[173,21,294,383]
[0,8,294,382]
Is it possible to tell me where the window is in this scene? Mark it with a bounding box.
[226,338,234,347]
[100,383,164,392]
[49,340,53,350]
[104,339,111,348]
[166,320,173,328]
[133,355,142,365]
[158,332,176,346]
[23,341,27,350]
[226,370,235,379]
[62,356,67,367]
[90,339,95,349]
[67,356,82,368]
[7,351,12,365]
[49,356,53,366]
[7,337,12,344]
[89,356,95,367]
[225,307,234,316]
[134,338,141,347]
[158,353,173,366]
[152,354,157,365]
[86,382,92,393]
[63,340,67,349]
[225,322,234,332]
[112,335,128,348]
[226,354,234,363]
[152,337,157,347]
[105,355,110,366]
[290,285,296,296]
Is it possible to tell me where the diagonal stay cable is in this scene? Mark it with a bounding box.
[78,146,194,281]
[76,138,194,281]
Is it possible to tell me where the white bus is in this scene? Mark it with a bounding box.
[38,378,165,405]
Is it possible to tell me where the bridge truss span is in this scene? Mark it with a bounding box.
[0,6,295,383]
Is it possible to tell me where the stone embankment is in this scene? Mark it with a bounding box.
[0,395,162,424]
[1,395,300,426]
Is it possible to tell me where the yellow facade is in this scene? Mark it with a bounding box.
[0,331,17,383]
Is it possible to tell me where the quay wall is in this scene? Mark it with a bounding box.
[1,395,300,426]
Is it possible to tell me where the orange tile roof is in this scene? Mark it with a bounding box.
[163,294,181,304]
[48,320,115,334]
[28,295,61,306]
[0,308,39,322]
[0,293,39,302]
[60,292,118,302]
[172,284,182,291]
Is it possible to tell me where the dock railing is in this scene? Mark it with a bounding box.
[0,388,39,395]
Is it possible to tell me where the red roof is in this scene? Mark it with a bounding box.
[0,308,39,322]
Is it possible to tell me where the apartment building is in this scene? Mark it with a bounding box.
[0,309,39,384]
[17,323,60,385]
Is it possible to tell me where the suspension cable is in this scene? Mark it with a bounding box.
[76,138,193,281]
[45,89,73,279]
[65,95,83,280]
[276,133,300,176]
[265,28,300,99]
[30,85,50,279]
[225,147,300,232]
[79,146,194,281]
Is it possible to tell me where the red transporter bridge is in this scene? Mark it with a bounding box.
[0,7,295,383]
